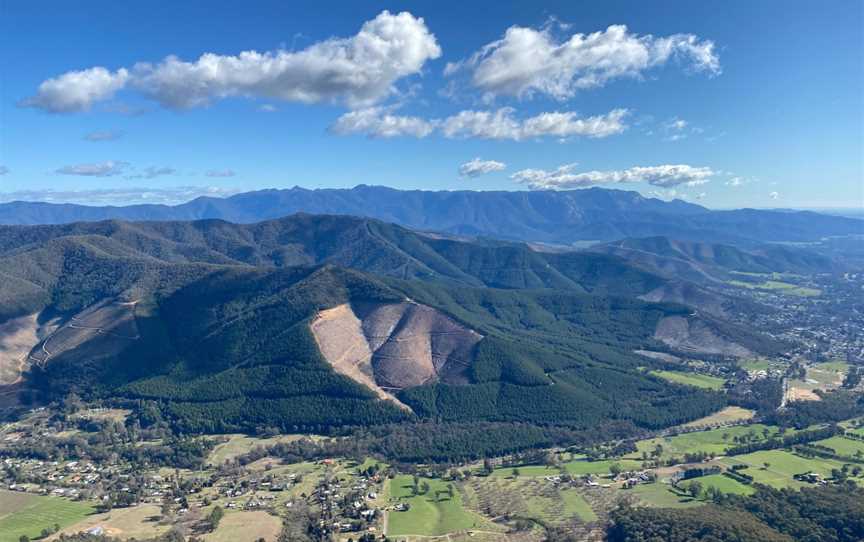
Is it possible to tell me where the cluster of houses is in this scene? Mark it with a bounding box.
[613,470,656,489]
[312,468,385,536]
[740,273,864,365]
[3,457,121,499]
[793,471,829,485]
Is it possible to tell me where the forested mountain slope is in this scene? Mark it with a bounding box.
[0,213,665,316]
[0,214,783,436]
[591,236,840,283]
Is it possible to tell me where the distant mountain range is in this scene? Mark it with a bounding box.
[1,186,860,245]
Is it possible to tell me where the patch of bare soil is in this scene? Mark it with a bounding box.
[785,386,820,402]
[311,301,482,409]
[654,315,752,358]
[640,282,729,317]
[0,313,39,385]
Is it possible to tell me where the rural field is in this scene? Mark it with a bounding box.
[563,458,644,477]
[677,473,755,497]
[650,370,726,390]
[813,435,864,457]
[680,406,755,429]
[625,424,788,462]
[0,490,94,542]
[718,450,851,489]
[202,510,282,542]
[467,475,599,525]
[626,482,701,509]
[385,475,496,537]
[52,504,168,540]
[727,278,821,297]
[787,360,849,401]
[206,433,307,465]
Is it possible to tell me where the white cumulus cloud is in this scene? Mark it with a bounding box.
[21,67,129,113]
[443,107,628,140]
[333,107,628,140]
[459,158,506,178]
[446,24,720,100]
[55,160,130,177]
[330,107,435,138]
[511,164,715,190]
[520,108,629,139]
[23,11,440,113]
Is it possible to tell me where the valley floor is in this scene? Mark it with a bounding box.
[2,406,862,542]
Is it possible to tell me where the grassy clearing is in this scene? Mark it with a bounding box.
[808,361,849,387]
[839,418,864,433]
[628,482,701,509]
[559,490,598,522]
[651,370,725,390]
[203,510,282,542]
[71,408,131,423]
[815,435,864,457]
[0,491,94,542]
[788,361,848,399]
[55,504,168,540]
[207,434,304,465]
[466,476,597,527]
[386,475,492,537]
[564,458,644,476]
[719,450,847,489]
[680,406,755,429]
[522,488,597,523]
[727,279,821,297]
[490,456,643,478]
[627,424,786,461]
[678,474,755,497]
[490,464,563,477]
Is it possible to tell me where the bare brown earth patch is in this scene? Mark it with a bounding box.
[654,315,752,358]
[785,387,820,402]
[0,313,39,385]
[311,301,482,409]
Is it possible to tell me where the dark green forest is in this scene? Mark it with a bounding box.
[606,484,864,542]
[0,215,782,452]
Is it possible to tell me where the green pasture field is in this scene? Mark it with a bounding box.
[814,435,864,457]
[718,450,847,489]
[727,279,821,297]
[678,473,756,497]
[626,424,788,461]
[386,475,493,537]
[650,370,725,390]
[627,482,701,509]
[680,406,755,429]
[0,490,94,542]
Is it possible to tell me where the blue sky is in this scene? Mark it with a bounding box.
[1,0,862,208]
